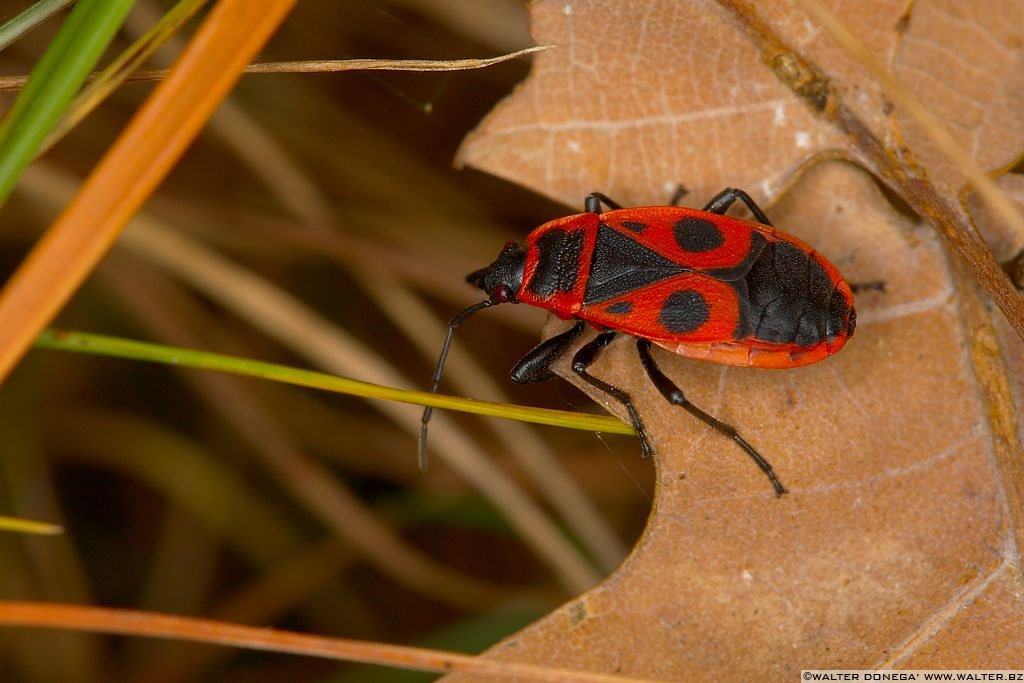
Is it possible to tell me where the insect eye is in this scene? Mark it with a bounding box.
[492,284,513,303]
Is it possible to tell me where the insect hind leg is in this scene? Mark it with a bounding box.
[636,339,788,497]
[572,331,654,458]
[702,188,773,226]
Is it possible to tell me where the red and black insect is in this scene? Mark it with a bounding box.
[420,188,856,496]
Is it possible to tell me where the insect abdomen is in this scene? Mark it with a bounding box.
[740,238,845,348]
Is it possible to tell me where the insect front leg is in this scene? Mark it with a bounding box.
[636,339,788,497]
[510,320,586,383]
[571,331,654,458]
[584,193,624,213]
[702,187,773,226]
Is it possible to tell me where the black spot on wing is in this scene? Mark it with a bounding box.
[674,217,725,252]
[584,223,689,303]
[620,221,647,233]
[605,300,633,314]
[526,228,585,297]
[659,290,709,333]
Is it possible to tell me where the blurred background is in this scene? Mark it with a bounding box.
[0,1,653,681]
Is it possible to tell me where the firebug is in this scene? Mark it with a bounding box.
[420,188,857,496]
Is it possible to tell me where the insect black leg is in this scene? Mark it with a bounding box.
[571,331,654,458]
[510,320,586,384]
[636,339,788,497]
[850,281,887,294]
[702,187,773,226]
[585,192,623,214]
[667,184,689,206]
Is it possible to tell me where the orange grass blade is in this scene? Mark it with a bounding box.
[0,0,297,383]
[0,601,655,683]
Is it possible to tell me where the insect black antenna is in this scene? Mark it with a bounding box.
[418,299,496,471]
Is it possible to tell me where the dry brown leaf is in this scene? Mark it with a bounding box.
[458,0,1024,207]
[969,173,1024,263]
[450,0,1024,677]
[452,160,1023,677]
[889,0,1024,192]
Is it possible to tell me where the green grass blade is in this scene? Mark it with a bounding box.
[45,0,210,150]
[0,0,75,53]
[0,0,135,207]
[34,329,634,436]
